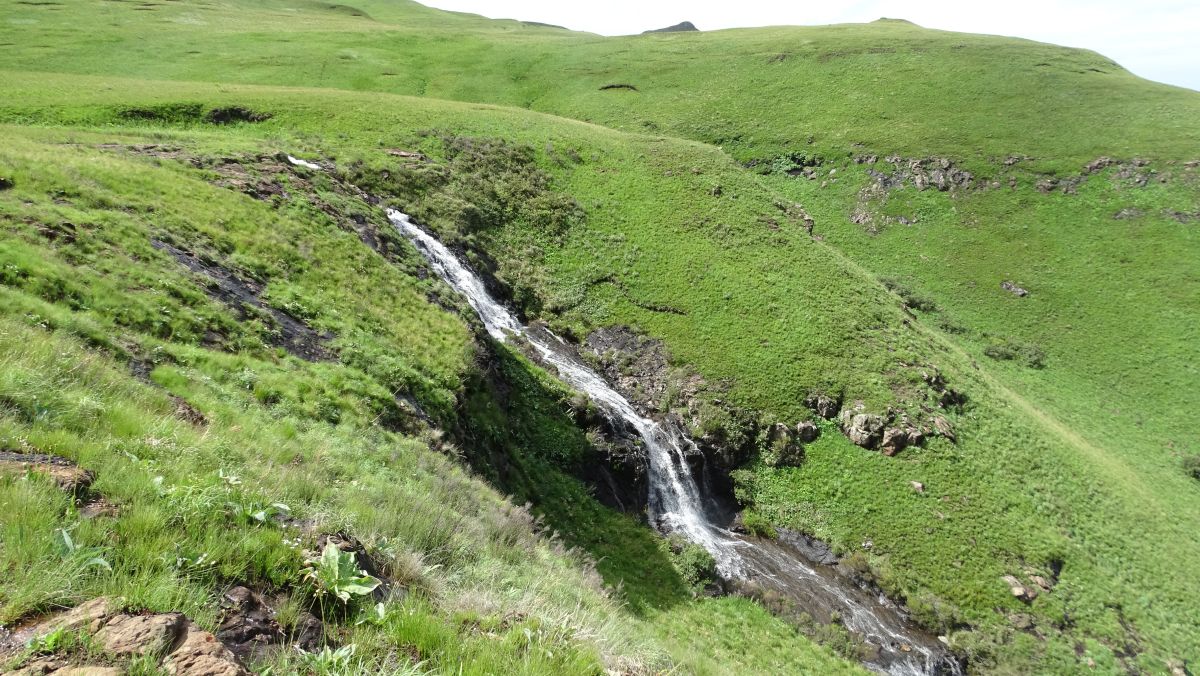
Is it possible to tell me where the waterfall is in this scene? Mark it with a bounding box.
[388,208,957,676]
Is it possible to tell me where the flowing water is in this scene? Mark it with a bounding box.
[387,209,959,675]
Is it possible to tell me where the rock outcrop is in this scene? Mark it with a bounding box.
[0,451,94,498]
[4,598,249,676]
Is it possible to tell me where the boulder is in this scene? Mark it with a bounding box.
[97,613,185,657]
[932,416,956,443]
[34,597,121,636]
[50,669,122,676]
[795,421,820,443]
[804,394,840,419]
[841,412,887,449]
[163,622,250,676]
[1002,575,1038,603]
[880,428,908,456]
[1029,574,1054,592]
[0,452,95,498]
[764,423,804,467]
[216,587,284,660]
[1001,280,1029,297]
[910,481,925,493]
[905,428,926,447]
[1084,156,1115,174]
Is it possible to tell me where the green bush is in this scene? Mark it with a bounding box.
[741,511,778,539]
[667,535,719,593]
[983,340,1047,368]
[1183,455,1200,482]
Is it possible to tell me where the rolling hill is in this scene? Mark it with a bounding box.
[1,1,1197,674]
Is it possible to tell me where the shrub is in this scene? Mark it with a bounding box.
[741,511,778,539]
[666,534,718,592]
[983,340,1046,368]
[880,277,939,312]
[1184,455,1200,482]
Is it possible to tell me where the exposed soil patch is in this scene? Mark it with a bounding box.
[599,83,639,92]
[151,239,336,362]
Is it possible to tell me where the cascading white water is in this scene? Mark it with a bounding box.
[387,208,955,676]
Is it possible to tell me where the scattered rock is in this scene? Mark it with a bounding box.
[1002,575,1038,603]
[1001,280,1029,297]
[1113,207,1144,220]
[80,498,120,519]
[5,657,69,675]
[905,428,926,447]
[385,149,427,161]
[216,587,284,661]
[840,412,887,449]
[1029,574,1054,592]
[96,612,185,657]
[290,611,325,652]
[0,452,95,498]
[1166,658,1189,676]
[764,423,805,467]
[163,622,250,676]
[151,240,335,362]
[1036,178,1058,193]
[910,481,925,493]
[932,416,956,443]
[1084,156,1115,174]
[880,428,908,456]
[795,421,820,443]
[804,394,840,419]
[172,396,208,426]
[37,597,121,636]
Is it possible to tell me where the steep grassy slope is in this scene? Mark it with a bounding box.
[0,119,863,673]
[2,0,1199,673]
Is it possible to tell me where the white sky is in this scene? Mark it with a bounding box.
[422,0,1200,91]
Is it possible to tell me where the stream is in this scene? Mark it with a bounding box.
[387,208,961,675]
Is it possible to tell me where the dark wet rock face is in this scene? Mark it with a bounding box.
[0,176,13,190]
[216,587,285,662]
[151,240,336,362]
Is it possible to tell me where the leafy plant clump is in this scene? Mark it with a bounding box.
[302,543,382,607]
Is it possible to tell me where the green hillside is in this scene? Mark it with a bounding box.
[1,1,1198,674]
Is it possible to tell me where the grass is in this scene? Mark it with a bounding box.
[1,0,1198,672]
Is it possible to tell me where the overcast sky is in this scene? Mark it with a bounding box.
[422,0,1199,91]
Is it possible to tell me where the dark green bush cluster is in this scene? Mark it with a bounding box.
[430,135,584,238]
[983,340,1046,368]
[740,511,777,539]
[881,276,939,312]
[1183,455,1200,482]
[667,534,718,593]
